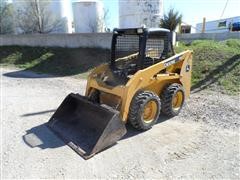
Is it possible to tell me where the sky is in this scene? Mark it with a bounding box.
[103,0,240,29]
[9,0,240,30]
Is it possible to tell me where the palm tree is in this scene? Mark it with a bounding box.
[160,8,182,32]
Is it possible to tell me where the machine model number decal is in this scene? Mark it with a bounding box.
[164,56,181,67]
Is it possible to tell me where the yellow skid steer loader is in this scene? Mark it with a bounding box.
[47,27,193,159]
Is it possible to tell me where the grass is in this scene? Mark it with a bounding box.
[0,39,239,95]
[175,39,240,95]
[0,46,110,78]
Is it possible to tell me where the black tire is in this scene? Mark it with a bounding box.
[161,83,185,117]
[128,91,161,131]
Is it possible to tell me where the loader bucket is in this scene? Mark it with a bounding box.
[47,93,127,159]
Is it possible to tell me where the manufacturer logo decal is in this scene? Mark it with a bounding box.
[164,56,181,67]
[186,64,190,72]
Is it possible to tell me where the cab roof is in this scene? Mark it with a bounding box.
[113,27,170,35]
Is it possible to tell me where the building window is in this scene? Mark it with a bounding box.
[218,21,227,27]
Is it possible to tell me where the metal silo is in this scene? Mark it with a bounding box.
[49,0,73,33]
[119,0,164,28]
[12,0,73,33]
[72,0,105,33]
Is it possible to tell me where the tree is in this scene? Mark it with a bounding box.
[0,0,14,34]
[160,8,182,31]
[16,0,65,34]
[102,8,110,31]
[88,17,98,33]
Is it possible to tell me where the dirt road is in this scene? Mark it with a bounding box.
[1,67,239,179]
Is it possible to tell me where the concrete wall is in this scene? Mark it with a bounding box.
[0,33,112,49]
[1,32,239,49]
[177,32,240,43]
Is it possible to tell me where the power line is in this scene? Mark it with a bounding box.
[220,0,229,19]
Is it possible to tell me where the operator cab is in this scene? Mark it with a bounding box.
[110,27,175,78]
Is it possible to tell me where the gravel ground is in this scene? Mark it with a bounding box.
[1,67,240,179]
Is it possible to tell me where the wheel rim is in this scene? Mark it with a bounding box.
[143,100,158,123]
[172,91,184,111]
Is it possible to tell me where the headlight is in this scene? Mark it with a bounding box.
[137,28,143,34]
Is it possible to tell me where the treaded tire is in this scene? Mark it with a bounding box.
[161,83,185,117]
[128,91,161,131]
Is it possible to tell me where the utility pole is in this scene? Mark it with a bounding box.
[202,17,206,33]
[230,19,233,32]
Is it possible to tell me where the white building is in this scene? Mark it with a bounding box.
[119,0,164,28]
[72,0,105,33]
[12,0,73,34]
[196,16,240,33]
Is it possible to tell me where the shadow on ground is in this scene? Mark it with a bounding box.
[21,109,56,117]
[121,115,170,140]
[23,123,65,149]
[3,69,54,79]
[22,111,170,153]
